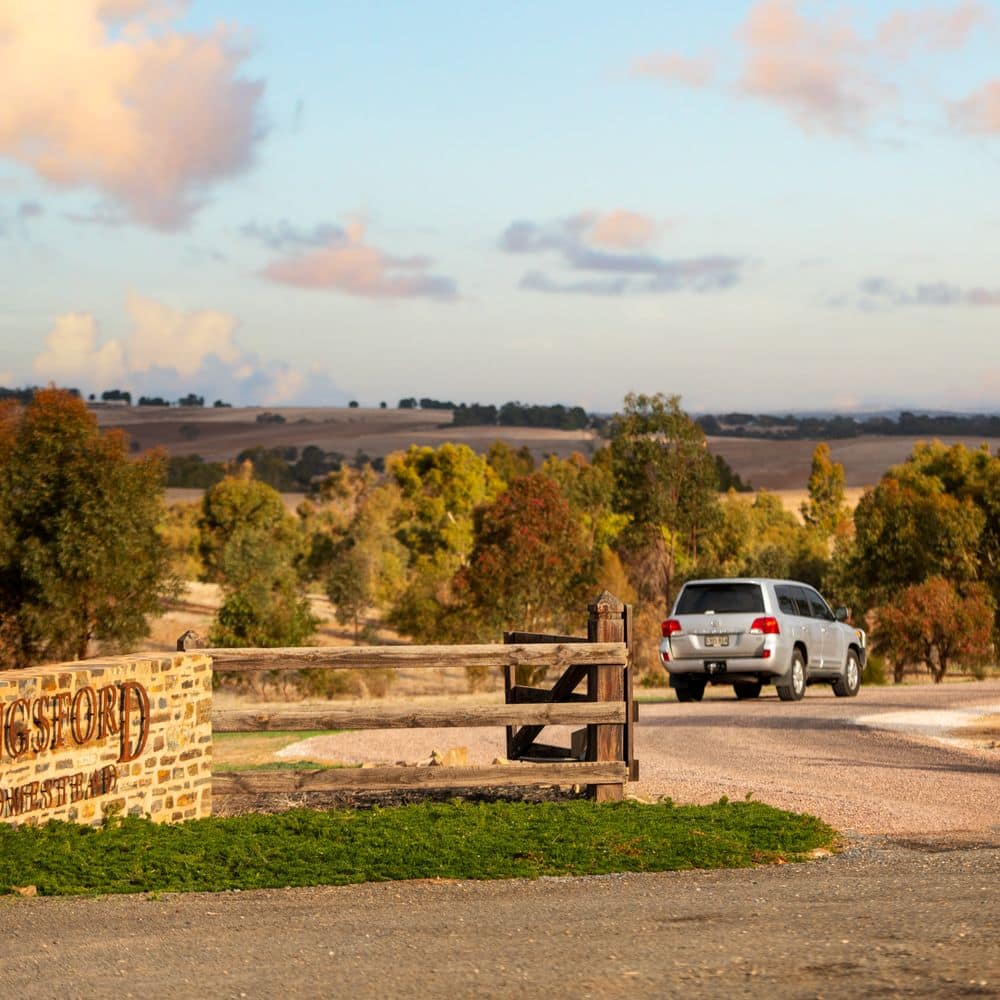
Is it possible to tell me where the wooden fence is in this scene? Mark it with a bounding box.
[189,591,637,804]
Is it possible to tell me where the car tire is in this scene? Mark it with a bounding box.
[833,650,861,697]
[734,682,762,700]
[777,650,807,702]
[675,676,706,703]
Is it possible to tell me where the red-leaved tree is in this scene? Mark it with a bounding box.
[873,576,995,683]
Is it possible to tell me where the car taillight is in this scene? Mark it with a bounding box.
[749,616,780,635]
[661,619,682,637]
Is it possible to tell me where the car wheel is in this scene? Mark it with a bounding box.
[777,650,806,702]
[833,650,861,697]
[734,682,762,700]
[675,676,706,703]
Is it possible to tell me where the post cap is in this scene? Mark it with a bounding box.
[588,590,625,615]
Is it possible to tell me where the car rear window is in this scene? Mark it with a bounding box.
[675,583,764,615]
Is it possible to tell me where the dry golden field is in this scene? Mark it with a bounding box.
[97,403,1000,492]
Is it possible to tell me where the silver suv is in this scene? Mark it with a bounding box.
[659,578,866,702]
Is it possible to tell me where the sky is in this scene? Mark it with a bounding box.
[1,0,999,414]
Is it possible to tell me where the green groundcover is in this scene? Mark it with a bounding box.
[0,799,836,897]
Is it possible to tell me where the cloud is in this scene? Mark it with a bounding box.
[31,295,349,405]
[33,313,127,387]
[855,275,1000,307]
[500,212,743,295]
[261,219,457,299]
[737,0,881,134]
[241,219,346,251]
[0,1,263,229]
[877,2,989,56]
[951,79,1000,133]
[520,272,629,296]
[631,52,715,88]
[123,292,242,377]
[501,210,660,255]
[587,209,659,249]
[632,1,992,137]
[17,200,42,219]
[64,206,129,228]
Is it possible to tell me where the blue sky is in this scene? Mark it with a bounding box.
[1,1,998,412]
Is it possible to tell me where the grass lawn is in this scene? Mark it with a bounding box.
[0,799,836,897]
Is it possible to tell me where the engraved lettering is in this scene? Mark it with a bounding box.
[118,681,150,763]
[30,696,51,753]
[71,686,98,745]
[4,699,30,759]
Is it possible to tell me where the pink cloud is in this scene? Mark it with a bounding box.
[630,52,714,87]
[877,2,990,56]
[634,2,990,137]
[737,0,881,134]
[584,210,658,250]
[261,221,457,299]
[952,79,1000,133]
[0,1,263,229]
[967,286,1000,305]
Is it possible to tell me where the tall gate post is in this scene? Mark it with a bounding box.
[587,591,626,802]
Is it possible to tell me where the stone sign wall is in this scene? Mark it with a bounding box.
[0,653,212,827]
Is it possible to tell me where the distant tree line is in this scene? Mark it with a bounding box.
[697,411,1000,440]
[1,386,80,403]
[453,401,590,430]
[396,397,592,431]
[167,446,384,491]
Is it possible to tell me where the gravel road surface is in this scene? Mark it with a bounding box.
[2,681,998,998]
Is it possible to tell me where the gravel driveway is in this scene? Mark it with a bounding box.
[2,680,998,997]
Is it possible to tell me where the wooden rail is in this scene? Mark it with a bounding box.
[190,591,637,804]
[214,762,628,795]
[213,702,626,732]
[202,642,627,672]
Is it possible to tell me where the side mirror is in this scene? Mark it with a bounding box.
[834,606,849,622]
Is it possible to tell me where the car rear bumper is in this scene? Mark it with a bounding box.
[663,656,785,680]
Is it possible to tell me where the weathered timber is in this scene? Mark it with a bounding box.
[589,591,626,802]
[213,761,628,794]
[509,664,589,758]
[212,702,626,732]
[202,641,627,672]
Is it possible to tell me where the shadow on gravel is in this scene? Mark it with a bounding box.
[804,755,999,776]
[640,712,855,733]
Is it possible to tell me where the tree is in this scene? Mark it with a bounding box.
[325,482,407,644]
[700,490,827,586]
[199,477,316,647]
[851,477,983,606]
[801,443,850,539]
[386,443,502,641]
[885,441,1000,637]
[874,577,995,683]
[388,443,502,562]
[0,389,179,666]
[456,474,591,640]
[485,440,535,485]
[610,393,720,608]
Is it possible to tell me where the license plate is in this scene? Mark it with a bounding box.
[704,635,729,647]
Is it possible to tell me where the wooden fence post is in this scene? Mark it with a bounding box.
[587,591,625,802]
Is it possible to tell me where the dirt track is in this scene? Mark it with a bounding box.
[2,681,998,997]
